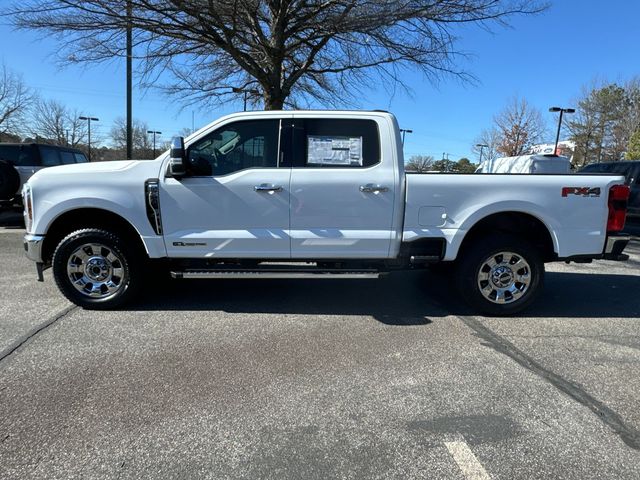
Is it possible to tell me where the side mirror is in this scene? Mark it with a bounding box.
[168,136,187,177]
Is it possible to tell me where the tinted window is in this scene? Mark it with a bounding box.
[610,163,632,181]
[61,151,75,165]
[292,119,380,168]
[580,163,613,173]
[74,152,89,163]
[0,145,38,166]
[187,119,280,176]
[0,145,20,165]
[40,146,62,166]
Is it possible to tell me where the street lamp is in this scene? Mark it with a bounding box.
[549,107,575,155]
[232,87,261,111]
[79,116,99,161]
[476,143,489,164]
[400,129,413,145]
[147,130,162,158]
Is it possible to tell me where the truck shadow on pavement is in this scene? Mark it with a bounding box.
[130,269,640,322]
[135,272,439,326]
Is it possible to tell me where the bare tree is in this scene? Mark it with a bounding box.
[472,127,501,164]
[11,1,546,110]
[494,97,546,157]
[30,98,88,146]
[405,155,434,172]
[111,117,153,158]
[0,64,31,138]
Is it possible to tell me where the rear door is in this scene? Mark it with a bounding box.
[288,116,396,259]
[160,117,292,258]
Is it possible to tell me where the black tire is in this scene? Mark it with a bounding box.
[454,234,544,316]
[52,229,142,309]
[0,160,20,201]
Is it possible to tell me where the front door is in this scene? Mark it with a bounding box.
[288,117,396,259]
[160,118,291,258]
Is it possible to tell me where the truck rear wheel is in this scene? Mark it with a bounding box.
[52,229,142,309]
[455,234,544,316]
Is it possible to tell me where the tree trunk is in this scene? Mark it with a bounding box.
[264,92,285,110]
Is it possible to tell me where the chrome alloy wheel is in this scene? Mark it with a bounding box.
[66,243,126,298]
[477,251,531,305]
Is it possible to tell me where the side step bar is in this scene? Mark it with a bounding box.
[171,269,382,280]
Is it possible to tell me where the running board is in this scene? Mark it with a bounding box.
[171,269,382,280]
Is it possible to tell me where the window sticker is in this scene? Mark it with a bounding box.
[307,135,363,166]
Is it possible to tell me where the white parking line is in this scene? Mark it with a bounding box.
[444,440,491,480]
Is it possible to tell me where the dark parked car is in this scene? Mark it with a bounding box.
[578,160,640,220]
[0,143,88,203]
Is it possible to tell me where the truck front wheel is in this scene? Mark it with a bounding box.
[455,234,544,316]
[52,229,142,309]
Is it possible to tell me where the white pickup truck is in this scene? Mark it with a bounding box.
[22,110,631,315]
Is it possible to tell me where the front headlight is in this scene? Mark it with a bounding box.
[22,184,33,232]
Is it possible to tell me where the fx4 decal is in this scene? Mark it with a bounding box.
[561,187,601,198]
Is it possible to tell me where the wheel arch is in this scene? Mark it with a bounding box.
[457,211,557,262]
[42,208,148,264]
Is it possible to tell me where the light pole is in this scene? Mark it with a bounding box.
[147,130,162,158]
[476,143,489,164]
[232,87,261,111]
[126,0,133,160]
[400,129,413,145]
[79,116,99,161]
[549,107,575,155]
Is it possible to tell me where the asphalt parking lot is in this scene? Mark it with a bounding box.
[1,218,640,479]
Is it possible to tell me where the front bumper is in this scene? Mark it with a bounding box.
[603,234,630,261]
[24,234,45,263]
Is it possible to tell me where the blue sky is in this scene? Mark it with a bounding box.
[1,0,639,161]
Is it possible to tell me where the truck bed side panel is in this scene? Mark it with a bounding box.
[404,174,624,261]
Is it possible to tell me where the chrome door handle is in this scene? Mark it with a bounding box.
[254,184,283,193]
[360,184,389,193]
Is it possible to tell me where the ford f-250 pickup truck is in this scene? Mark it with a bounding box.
[22,110,631,315]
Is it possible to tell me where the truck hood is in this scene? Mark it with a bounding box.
[27,158,165,192]
[33,160,140,177]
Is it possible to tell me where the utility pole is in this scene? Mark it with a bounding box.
[147,130,162,158]
[126,0,133,160]
[549,107,575,155]
[79,116,99,161]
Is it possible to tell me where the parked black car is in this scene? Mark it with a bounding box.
[578,160,640,220]
[0,143,88,202]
